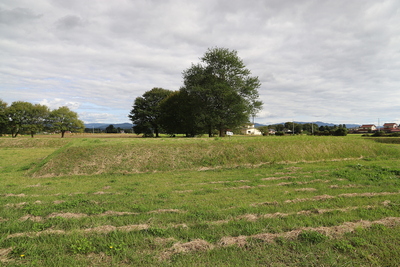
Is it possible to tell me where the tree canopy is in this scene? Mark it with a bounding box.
[129,87,173,137]
[48,106,85,138]
[0,101,84,138]
[181,47,262,136]
[129,48,263,137]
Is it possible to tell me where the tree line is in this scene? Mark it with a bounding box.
[129,47,263,137]
[0,100,84,138]
[259,122,348,136]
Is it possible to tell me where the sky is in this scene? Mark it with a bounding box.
[1,0,399,126]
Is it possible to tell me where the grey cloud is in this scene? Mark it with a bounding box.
[55,15,85,30]
[0,7,42,24]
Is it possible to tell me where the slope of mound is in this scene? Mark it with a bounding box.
[30,136,400,177]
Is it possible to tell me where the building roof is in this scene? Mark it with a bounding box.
[383,123,398,127]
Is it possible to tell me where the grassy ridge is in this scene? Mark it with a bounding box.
[1,135,400,266]
[20,136,400,177]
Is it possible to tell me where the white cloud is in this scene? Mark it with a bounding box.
[1,0,400,125]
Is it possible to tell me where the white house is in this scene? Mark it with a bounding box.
[358,124,377,133]
[241,124,262,135]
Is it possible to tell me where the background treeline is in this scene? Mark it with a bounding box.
[0,99,84,138]
[260,122,348,136]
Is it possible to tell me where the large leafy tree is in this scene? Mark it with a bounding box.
[0,99,8,136]
[129,87,173,137]
[181,47,262,137]
[48,106,84,138]
[159,90,204,136]
[6,101,33,137]
[25,104,50,137]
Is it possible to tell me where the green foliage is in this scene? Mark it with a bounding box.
[48,106,85,138]
[181,47,262,137]
[298,230,329,244]
[70,238,95,254]
[333,240,355,252]
[129,87,173,137]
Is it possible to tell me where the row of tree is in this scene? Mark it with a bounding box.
[129,48,263,137]
[259,122,348,136]
[0,100,84,138]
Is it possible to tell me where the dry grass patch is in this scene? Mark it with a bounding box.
[160,239,214,260]
[218,217,400,247]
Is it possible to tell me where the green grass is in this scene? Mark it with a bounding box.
[1,135,400,266]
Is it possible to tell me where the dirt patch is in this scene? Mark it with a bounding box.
[84,225,117,233]
[93,191,110,195]
[4,193,26,197]
[26,184,42,187]
[295,188,317,192]
[5,202,27,207]
[174,190,193,193]
[278,182,292,186]
[338,192,399,197]
[154,237,177,246]
[286,166,302,171]
[53,200,65,204]
[148,209,184,214]
[19,215,43,222]
[313,194,335,200]
[0,247,13,263]
[238,214,258,221]
[330,184,363,189]
[117,224,149,231]
[85,252,113,266]
[207,180,250,184]
[284,194,335,203]
[47,212,88,219]
[100,210,138,216]
[218,236,248,247]
[262,212,290,218]
[209,220,229,225]
[261,176,292,181]
[250,201,279,207]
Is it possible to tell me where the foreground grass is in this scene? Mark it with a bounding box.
[1,135,400,266]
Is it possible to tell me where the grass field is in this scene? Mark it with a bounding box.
[1,134,400,266]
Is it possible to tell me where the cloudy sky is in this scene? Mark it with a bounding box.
[1,0,399,125]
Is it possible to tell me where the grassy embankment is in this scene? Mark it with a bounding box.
[1,135,400,266]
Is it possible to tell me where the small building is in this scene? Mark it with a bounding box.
[383,123,399,133]
[358,124,377,133]
[241,124,262,135]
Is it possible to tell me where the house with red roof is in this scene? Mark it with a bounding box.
[358,124,377,133]
[383,123,399,133]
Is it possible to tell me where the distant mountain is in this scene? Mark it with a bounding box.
[84,123,133,130]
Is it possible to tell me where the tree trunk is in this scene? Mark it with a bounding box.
[61,130,65,138]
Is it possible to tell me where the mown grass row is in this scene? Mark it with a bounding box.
[1,135,400,265]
